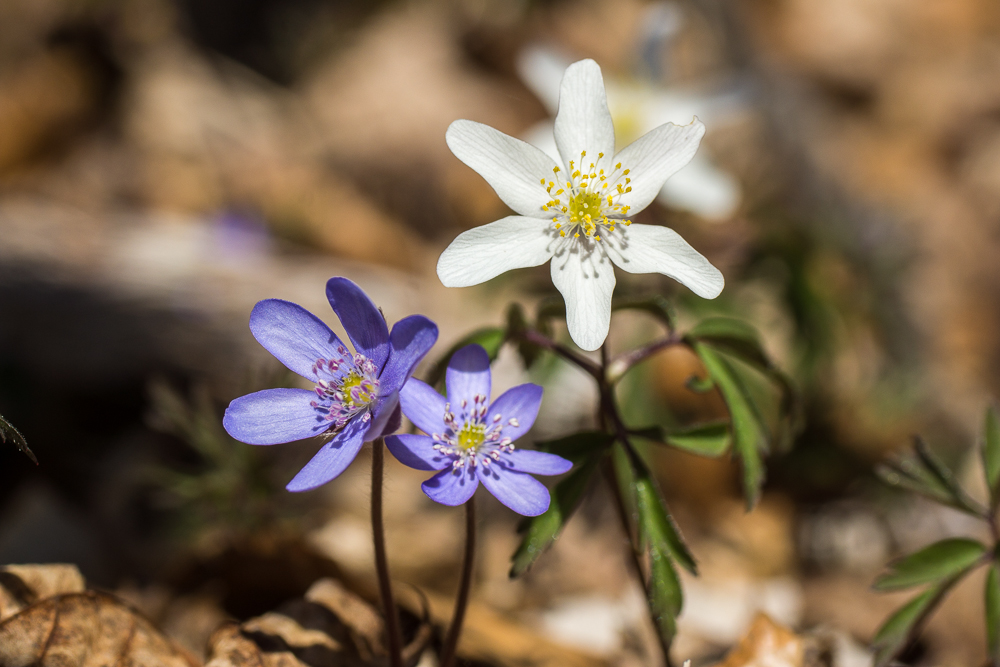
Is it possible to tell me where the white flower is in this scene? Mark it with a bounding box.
[518,45,744,221]
[438,59,724,352]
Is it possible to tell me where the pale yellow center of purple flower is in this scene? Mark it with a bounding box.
[431,393,519,470]
[540,150,633,241]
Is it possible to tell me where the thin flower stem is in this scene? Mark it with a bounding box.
[598,344,675,667]
[371,439,404,667]
[606,333,683,384]
[518,329,603,380]
[440,499,476,667]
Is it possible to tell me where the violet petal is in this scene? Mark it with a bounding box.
[385,434,450,471]
[249,299,348,382]
[503,449,573,476]
[378,315,439,394]
[486,384,543,441]
[399,378,447,435]
[446,344,492,408]
[286,418,367,492]
[477,466,550,516]
[326,277,390,371]
[223,388,328,445]
[364,391,400,441]
[422,467,479,506]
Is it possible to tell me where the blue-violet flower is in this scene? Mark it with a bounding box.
[385,344,572,516]
[223,277,439,492]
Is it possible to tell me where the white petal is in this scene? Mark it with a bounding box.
[613,119,705,214]
[656,154,741,221]
[608,224,723,299]
[438,216,555,287]
[550,243,616,351]
[446,120,561,218]
[553,60,616,170]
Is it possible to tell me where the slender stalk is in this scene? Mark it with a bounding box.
[518,329,603,380]
[371,439,404,667]
[440,499,476,667]
[598,344,675,667]
[606,333,682,384]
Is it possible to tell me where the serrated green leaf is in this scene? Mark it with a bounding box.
[510,453,600,577]
[633,422,731,457]
[535,431,615,463]
[874,538,986,591]
[635,470,697,574]
[985,406,1000,506]
[1,413,36,465]
[872,587,938,667]
[425,327,506,391]
[694,342,766,508]
[987,562,1000,664]
[610,295,676,330]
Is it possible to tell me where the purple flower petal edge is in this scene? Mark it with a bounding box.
[487,384,543,441]
[446,344,492,408]
[385,434,450,471]
[478,466,550,516]
[378,315,439,394]
[249,299,346,382]
[326,277,390,371]
[422,467,479,505]
[286,418,368,492]
[503,449,573,475]
[223,388,327,445]
[399,378,447,435]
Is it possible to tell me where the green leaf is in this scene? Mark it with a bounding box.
[535,431,615,463]
[875,454,976,515]
[610,295,676,330]
[872,587,938,667]
[425,327,506,390]
[645,543,683,646]
[510,453,601,577]
[635,469,697,574]
[874,538,987,591]
[694,342,766,508]
[686,318,802,454]
[1,413,36,465]
[685,374,715,393]
[987,562,1000,664]
[984,406,1000,505]
[633,422,731,458]
[687,317,768,367]
[913,437,987,517]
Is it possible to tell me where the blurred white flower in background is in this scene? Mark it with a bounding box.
[517,4,745,221]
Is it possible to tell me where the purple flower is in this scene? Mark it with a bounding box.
[223,277,439,492]
[385,345,572,516]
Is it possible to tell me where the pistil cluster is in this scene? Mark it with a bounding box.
[540,150,633,242]
[310,347,380,430]
[430,394,519,470]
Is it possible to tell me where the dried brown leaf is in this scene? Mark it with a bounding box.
[0,590,198,667]
[0,564,85,622]
[708,613,809,667]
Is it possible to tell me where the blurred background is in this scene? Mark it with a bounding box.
[1,0,999,664]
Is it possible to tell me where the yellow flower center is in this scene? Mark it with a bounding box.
[339,371,376,408]
[457,422,486,451]
[540,150,633,241]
